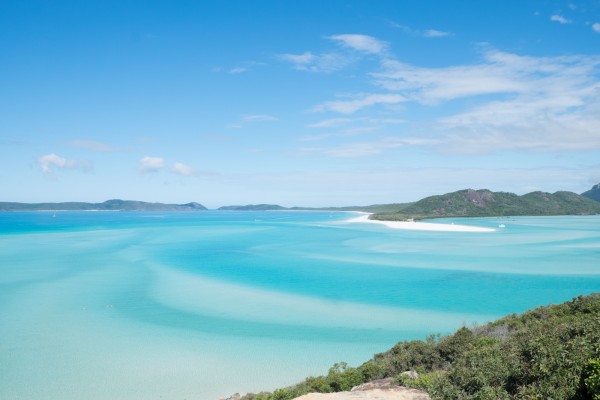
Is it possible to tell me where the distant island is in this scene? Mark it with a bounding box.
[3,185,599,216]
[0,199,207,212]
[371,187,600,221]
[217,203,409,213]
[582,183,600,202]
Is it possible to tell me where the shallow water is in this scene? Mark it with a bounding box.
[0,211,599,399]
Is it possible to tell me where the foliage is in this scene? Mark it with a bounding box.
[371,189,600,221]
[240,293,600,400]
[585,359,600,400]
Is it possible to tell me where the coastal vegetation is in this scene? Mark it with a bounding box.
[0,199,207,211]
[371,189,600,221]
[240,293,600,400]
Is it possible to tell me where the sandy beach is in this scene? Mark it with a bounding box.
[346,214,496,233]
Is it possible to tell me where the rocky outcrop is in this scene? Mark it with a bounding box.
[292,378,430,400]
[464,189,494,207]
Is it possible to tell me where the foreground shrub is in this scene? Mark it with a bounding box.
[241,293,600,400]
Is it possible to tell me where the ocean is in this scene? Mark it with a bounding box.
[0,211,598,399]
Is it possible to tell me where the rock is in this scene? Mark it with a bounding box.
[293,379,430,400]
[293,387,430,400]
[400,371,419,380]
[351,378,398,391]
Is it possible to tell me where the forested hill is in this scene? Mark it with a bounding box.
[372,189,600,221]
[0,199,207,211]
[582,183,600,202]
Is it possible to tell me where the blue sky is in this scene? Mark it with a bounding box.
[1,0,600,207]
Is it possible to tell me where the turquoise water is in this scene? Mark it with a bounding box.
[0,211,599,399]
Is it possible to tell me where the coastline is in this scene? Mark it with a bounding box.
[346,213,496,233]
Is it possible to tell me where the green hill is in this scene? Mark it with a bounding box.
[372,189,600,221]
[241,293,600,400]
[582,184,600,202]
[0,199,207,211]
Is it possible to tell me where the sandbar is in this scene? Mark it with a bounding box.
[347,214,495,233]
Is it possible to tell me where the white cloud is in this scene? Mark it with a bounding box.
[550,14,571,24]
[70,140,119,152]
[37,153,91,174]
[424,29,452,38]
[368,46,600,153]
[308,117,404,130]
[227,114,278,129]
[139,156,164,173]
[314,93,406,114]
[278,34,386,73]
[328,34,387,54]
[284,33,600,155]
[390,23,452,39]
[171,162,196,176]
[308,118,353,128]
[242,114,278,122]
[439,94,600,153]
[301,136,436,157]
[593,22,600,33]
[279,51,315,66]
[278,51,351,73]
[373,48,600,104]
[229,67,248,74]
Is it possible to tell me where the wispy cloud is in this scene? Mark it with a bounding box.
[373,48,600,104]
[278,33,386,73]
[423,29,452,38]
[278,51,351,73]
[171,162,196,176]
[229,67,248,74]
[593,22,600,33]
[313,93,406,114]
[242,114,278,122]
[301,137,435,157]
[550,14,572,24]
[279,51,315,66]
[37,153,91,174]
[70,140,121,153]
[285,33,600,156]
[389,22,453,39]
[308,118,353,128]
[139,156,164,173]
[439,94,600,153]
[328,34,388,54]
[227,114,278,129]
[370,47,600,153]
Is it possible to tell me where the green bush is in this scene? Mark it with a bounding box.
[241,294,600,400]
[585,359,600,400]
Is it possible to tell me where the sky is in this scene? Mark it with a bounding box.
[1,0,600,208]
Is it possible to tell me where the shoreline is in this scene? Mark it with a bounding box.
[346,213,496,232]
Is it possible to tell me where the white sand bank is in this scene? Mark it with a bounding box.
[347,214,495,233]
